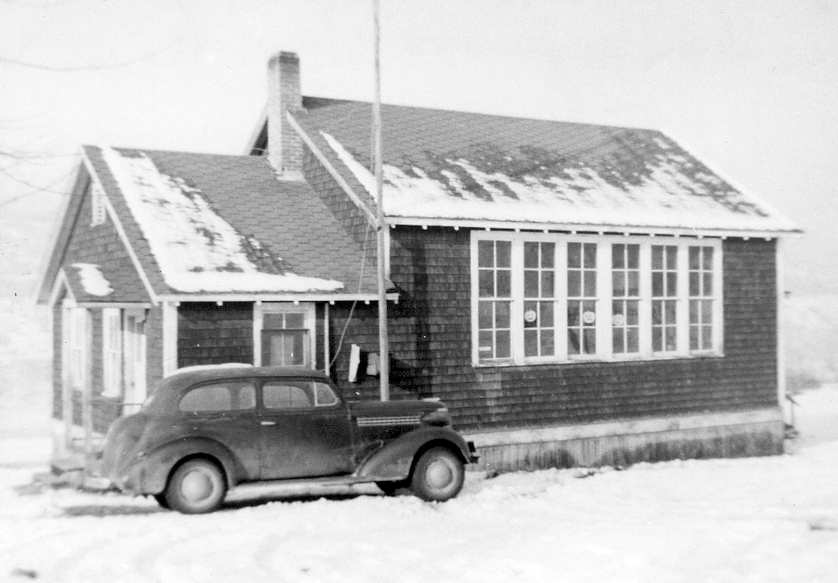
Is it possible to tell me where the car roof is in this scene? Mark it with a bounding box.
[159,365,331,395]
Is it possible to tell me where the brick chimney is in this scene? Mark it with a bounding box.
[267,51,303,178]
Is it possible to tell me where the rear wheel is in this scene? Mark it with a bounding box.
[410,447,465,502]
[164,459,226,514]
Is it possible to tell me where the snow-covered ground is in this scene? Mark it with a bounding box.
[0,388,836,583]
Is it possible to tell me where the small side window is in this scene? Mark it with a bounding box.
[313,382,338,406]
[179,382,256,413]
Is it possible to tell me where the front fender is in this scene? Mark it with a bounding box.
[120,437,243,495]
[356,426,475,480]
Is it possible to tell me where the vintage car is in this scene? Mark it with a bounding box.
[102,365,478,513]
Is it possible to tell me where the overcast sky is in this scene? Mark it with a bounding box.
[1,0,836,297]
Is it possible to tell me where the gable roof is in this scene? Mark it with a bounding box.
[38,146,384,304]
[288,98,799,236]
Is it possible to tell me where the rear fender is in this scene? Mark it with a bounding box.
[356,427,473,480]
[126,438,243,494]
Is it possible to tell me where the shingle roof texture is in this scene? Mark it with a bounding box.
[84,146,379,297]
[293,98,798,233]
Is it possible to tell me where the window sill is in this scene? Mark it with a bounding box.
[473,352,725,368]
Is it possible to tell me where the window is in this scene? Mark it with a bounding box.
[567,242,597,356]
[91,182,106,226]
[102,308,122,397]
[689,246,715,352]
[69,308,89,389]
[255,303,315,367]
[651,245,678,354]
[477,240,512,361]
[262,381,339,409]
[471,232,722,365]
[612,244,640,355]
[179,382,256,413]
[524,241,556,358]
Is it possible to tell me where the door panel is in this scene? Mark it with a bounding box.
[259,381,354,480]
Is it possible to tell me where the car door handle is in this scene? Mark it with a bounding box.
[260,420,276,426]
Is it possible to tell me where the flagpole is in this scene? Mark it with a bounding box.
[373,0,390,401]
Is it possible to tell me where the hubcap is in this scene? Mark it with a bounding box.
[180,469,215,503]
[426,458,454,490]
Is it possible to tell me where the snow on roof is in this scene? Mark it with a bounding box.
[100,147,343,294]
[321,130,795,233]
[71,263,113,297]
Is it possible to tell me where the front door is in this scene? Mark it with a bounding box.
[258,379,354,480]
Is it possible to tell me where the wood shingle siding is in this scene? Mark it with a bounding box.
[177,303,254,367]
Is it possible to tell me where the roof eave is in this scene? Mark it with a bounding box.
[387,216,803,239]
[157,292,400,304]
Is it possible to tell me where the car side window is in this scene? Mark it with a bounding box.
[179,381,256,413]
[263,382,313,410]
[313,382,338,406]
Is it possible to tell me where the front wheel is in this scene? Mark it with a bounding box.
[410,447,465,502]
[164,459,227,514]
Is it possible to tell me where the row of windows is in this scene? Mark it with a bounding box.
[472,234,723,365]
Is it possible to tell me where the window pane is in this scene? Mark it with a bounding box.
[627,328,639,353]
[265,331,307,366]
[666,273,677,297]
[613,244,625,268]
[568,271,581,297]
[689,247,700,270]
[665,300,677,323]
[478,301,493,329]
[583,328,596,353]
[703,273,713,295]
[478,270,494,297]
[285,313,305,328]
[478,331,493,357]
[666,246,677,269]
[541,244,555,268]
[478,241,494,267]
[524,301,537,328]
[690,272,700,296]
[568,303,580,326]
[541,272,554,297]
[652,272,663,297]
[583,273,596,297]
[495,301,510,328]
[652,301,662,325]
[541,330,555,355]
[263,313,285,328]
[496,241,511,267]
[568,329,580,355]
[568,243,581,268]
[497,270,511,297]
[628,271,639,296]
[626,300,639,324]
[702,247,714,270]
[613,332,624,354]
[263,383,312,409]
[612,271,625,297]
[652,246,663,269]
[540,301,554,325]
[524,242,539,268]
[701,300,713,324]
[314,382,338,406]
[584,244,596,268]
[495,331,511,358]
[665,327,677,352]
[179,382,254,413]
[524,329,538,356]
[690,326,699,351]
[627,244,639,268]
[524,271,539,296]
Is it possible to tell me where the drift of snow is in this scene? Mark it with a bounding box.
[2,387,837,582]
[99,147,343,294]
[321,131,797,233]
[71,263,113,297]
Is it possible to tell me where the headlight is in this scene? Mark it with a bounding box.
[421,407,451,426]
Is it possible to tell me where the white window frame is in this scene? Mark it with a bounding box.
[69,307,90,390]
[253,302,316,368]
[91,182,106,226]
[123,309,147,412]
[101,308,122,397]
[470,231,723,366]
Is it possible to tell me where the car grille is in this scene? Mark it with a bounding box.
[356,415,421,427]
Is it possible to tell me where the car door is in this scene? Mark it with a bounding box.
[176,379,261,479]
[258,379,355,480]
